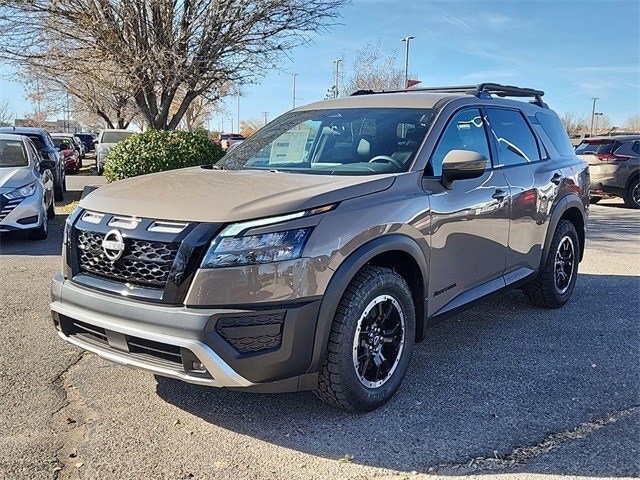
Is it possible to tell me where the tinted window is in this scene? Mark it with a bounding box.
[632,141,640,155]
[575,140,620,155]
[536,113,575,156]
[219,108,434,175]
[25,134,45,150]
[0,139,28,167]
[486,108,541,166]
[428,108,490,177]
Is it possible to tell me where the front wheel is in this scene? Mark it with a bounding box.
[523,220,579,308]
[316,266,415,411]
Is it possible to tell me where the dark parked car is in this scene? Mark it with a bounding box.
[51,83,588,411]
[75,132,97,153]
[576,135,640,208]
[0,127,65,201]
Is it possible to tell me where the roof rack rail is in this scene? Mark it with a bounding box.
[350,83,548,108]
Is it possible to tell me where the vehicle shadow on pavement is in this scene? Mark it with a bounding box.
[0,214,67,255]
[156,272,640,477]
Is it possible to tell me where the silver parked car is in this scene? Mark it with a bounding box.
[576,134,640,208]
[0,134,54,240]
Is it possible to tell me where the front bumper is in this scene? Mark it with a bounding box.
[0,193,44,232]
[51,273,321,391]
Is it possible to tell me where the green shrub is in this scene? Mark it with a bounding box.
[103,130,225,182]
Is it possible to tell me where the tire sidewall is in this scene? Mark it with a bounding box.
[336,274,415,410]
[547,221,579,305]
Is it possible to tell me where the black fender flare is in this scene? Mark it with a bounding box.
[307,234,428,374]
[540,193,586,269]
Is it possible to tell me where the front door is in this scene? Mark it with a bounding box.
[423,107,511,316]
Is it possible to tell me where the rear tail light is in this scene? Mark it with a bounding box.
[596,153,627,162]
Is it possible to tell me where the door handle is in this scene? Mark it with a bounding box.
[550,172,562,185]
[492,189,508,200]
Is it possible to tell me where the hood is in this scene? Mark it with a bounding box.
[0,167,35,195]
[80,167,396,222]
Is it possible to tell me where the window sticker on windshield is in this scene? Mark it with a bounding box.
[269,130,310,164]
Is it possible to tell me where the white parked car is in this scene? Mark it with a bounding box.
[94,129,135,174]
[0,134,54,240]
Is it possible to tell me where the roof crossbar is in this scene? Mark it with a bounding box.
[350,83,548,108]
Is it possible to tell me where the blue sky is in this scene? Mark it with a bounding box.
[1,0,638,129]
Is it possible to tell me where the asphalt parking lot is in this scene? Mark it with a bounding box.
[0,170,638,480]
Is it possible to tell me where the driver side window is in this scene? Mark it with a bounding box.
[428,108,491,177]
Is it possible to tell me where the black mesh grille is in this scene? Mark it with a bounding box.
[216,313,284,354]
[76,229,179,288]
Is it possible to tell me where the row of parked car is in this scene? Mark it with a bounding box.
[0,127,99,240]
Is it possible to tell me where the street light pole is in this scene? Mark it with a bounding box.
[590,97,598,136]
[333,59,342,98]
[237,91,240,133]
[262,111,269,125]
[402,36,415,89]
[292,73,297,109]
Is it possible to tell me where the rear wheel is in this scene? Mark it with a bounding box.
[523,220,579,308]
[316,266,415,411]
[623,177,639,209]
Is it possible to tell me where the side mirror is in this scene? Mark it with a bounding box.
[441,149,488,190]
[93,139,99,145]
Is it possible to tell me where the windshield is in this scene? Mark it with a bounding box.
[102,131,134,143]
[52,137,73,149]
[218,108,434,175]
[0,139,28,168]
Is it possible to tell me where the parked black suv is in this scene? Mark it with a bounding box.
[0,127,66,201]
[75,132,97,153]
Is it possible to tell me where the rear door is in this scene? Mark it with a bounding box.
[484,107,560,275]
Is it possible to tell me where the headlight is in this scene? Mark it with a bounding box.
[201,228,312,268]
[3,182,36,200]
[98,146,109,155]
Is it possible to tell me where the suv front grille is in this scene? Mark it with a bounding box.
[76,229,179,288]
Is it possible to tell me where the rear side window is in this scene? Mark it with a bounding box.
[631,142,640,155]
[575,140,620,155]
[535,113,575,156]
[486,108,541,166]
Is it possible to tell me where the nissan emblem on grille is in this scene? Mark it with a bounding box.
[102,229,126,261]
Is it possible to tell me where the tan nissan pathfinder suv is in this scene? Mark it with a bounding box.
[51,84,589,411]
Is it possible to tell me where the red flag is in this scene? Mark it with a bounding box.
[406,79,422,88]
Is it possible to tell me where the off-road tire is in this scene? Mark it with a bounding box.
[623,177,639,209]
[47,201,55,219]
[523,220,579,308]
[316,265,415,412]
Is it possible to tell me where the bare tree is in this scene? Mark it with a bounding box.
[624,114,640,132]
[0,99,14,126]
[20,67,138,129]
[342,41,405,95]
[239,118,263,137]
[0,0,347,130]
[559,112,589,136]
